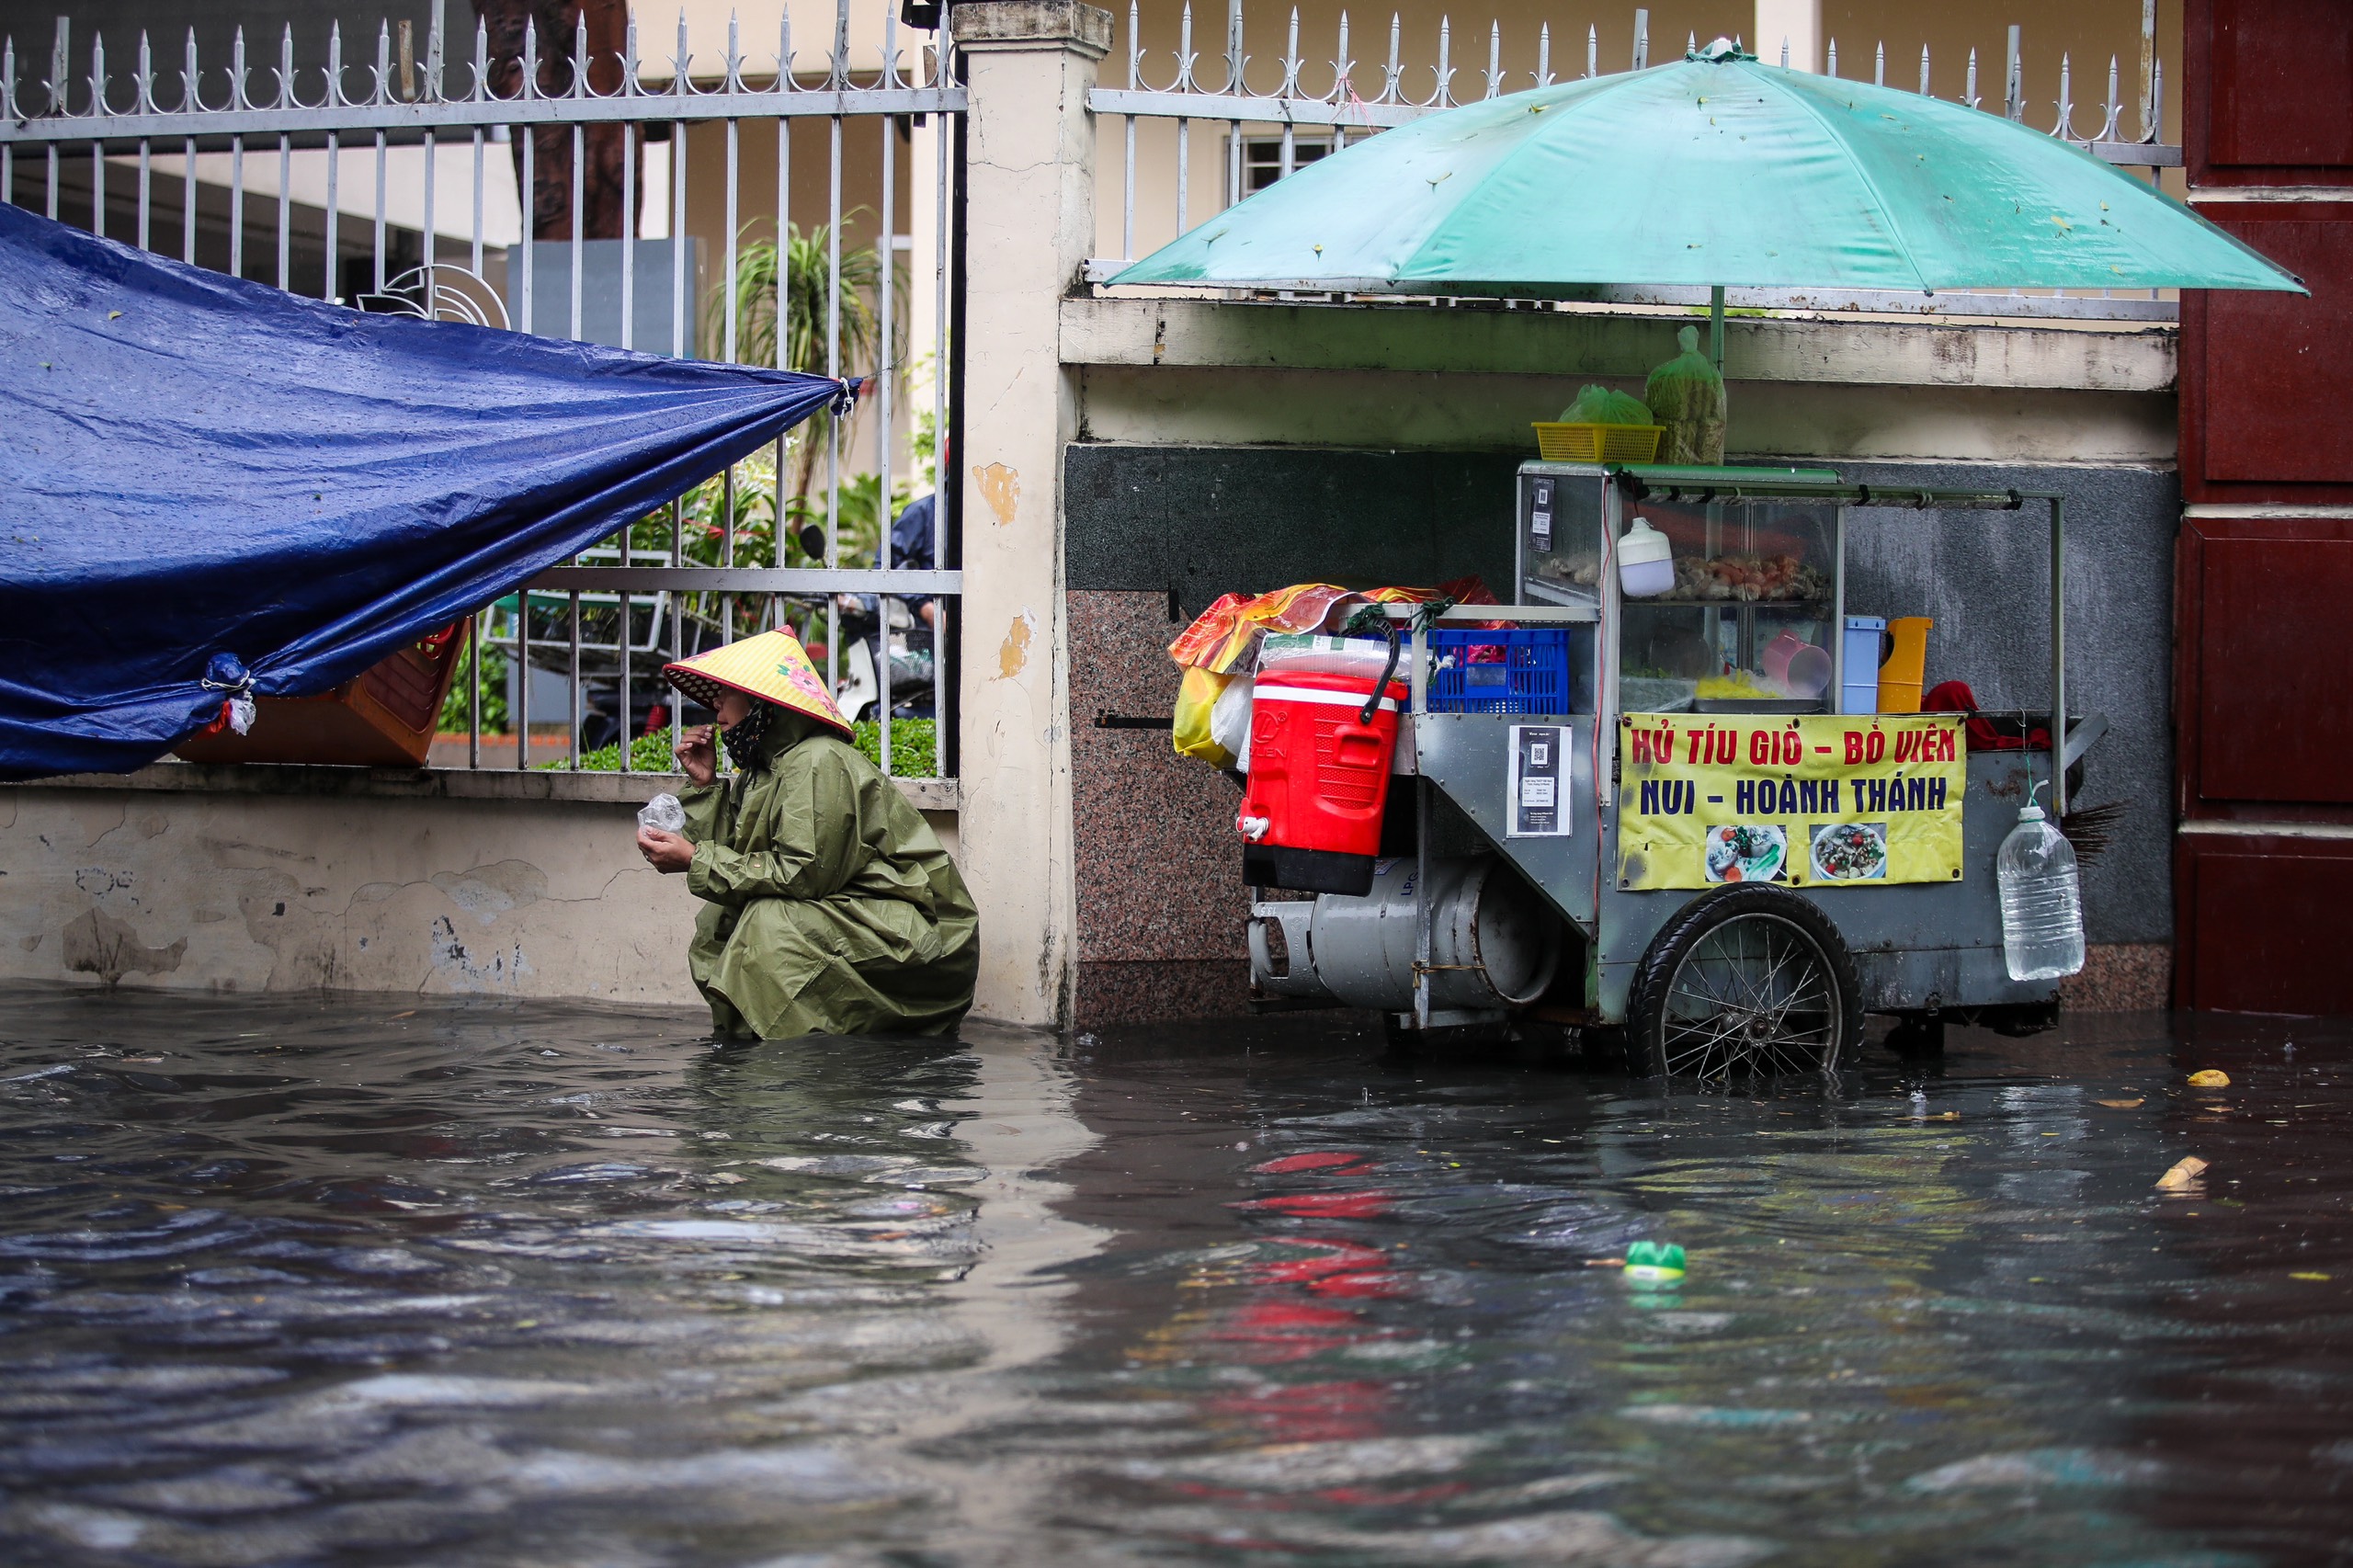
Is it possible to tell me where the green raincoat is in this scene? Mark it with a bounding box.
[679,710,978,1039]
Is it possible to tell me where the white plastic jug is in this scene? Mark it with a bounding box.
[1997,781,2085,982]
[1618,517,1674,598]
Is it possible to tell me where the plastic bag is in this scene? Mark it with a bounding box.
[1210,673,1256,771]
[1173,665,1237,766]
[1559,384,1655,426]
[637,792,686,833]
[1256,634,1395,680]
[1644,325,1727,464]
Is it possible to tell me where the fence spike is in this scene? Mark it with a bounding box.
[1128,0,1141,87]
[1631,6,1646,71]
[1431,14,1451,107]
[47,15,67,116]
[1919,43,1930,96]
[674,9,689,97]
[2147,57,2162,144]
[1381,12,1401,103]
[1227,0,1245,95]
[1536,20,1550,87]
[1965,45,1977,109]
[327,18,344,108]
[521,14,537,101]
[2,37,16,122]
[424,3,442,101]
[182,25,200,113]
[469,14,488,101]
[1587,23,1597,78]
[223,23,248,111]
[372,18,391,107]
[1484,19,1501,99]
[1873,40,1883,85]
[1333,9,1352,101]
[2100,52,2120,141]
[1779,36,1788,68]
[829,0,848,90]
[576,11,592,97]
[1281,6,1300,97]
[2004,25,2021,120]
[1176,0,1196,93]
[2137,0,2155,141]
[276,22,295,109]
[2052,50,2072,138]
[1824,36,1836,77]
[136,29,156,113]
[92,28,108,116]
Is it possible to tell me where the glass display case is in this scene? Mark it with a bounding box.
[1517,464,1845,717]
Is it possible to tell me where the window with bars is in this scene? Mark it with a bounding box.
[1237,133,1334,195]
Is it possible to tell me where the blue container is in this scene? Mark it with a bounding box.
[1841,616,1888,714]
[1425,627,1584,714]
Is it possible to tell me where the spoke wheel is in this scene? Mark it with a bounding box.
[1630,887,1859,1082]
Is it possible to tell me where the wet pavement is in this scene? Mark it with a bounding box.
[1,991,2349,1566]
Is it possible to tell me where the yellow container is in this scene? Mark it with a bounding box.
[1877,617,1933,713]
[1532,422,1665,463]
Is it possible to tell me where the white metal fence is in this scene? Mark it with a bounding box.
[0,3,963,778]
[1089,1,2181,321]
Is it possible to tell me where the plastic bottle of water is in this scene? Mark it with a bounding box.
[1998,781,2085,982]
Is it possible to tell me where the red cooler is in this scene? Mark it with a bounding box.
[1236,669,1406,895]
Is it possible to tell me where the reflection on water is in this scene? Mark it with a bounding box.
[0,992,2348,1564]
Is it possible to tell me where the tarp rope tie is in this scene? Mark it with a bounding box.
[197,653,257,737]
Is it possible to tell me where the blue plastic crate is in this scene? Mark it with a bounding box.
[1424,627,1582,714]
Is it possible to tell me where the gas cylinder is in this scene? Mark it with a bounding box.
[1248,857,1562,1017]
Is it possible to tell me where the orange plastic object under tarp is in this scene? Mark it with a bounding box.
[1168,580,1494,676]
[176,623,468,767]
[1168,579,1495,766]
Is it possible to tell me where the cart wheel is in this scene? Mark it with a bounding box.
[1629,887,1862,1081]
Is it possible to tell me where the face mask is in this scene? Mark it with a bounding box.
[721,700,771,772]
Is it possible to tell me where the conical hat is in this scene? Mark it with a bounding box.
[662,630,852,740]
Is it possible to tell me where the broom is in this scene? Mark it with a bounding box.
[2059,801,2126,865]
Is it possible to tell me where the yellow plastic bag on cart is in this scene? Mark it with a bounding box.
[1173,665,1238,766]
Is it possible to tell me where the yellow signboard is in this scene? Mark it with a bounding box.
[1617,713,1967,891]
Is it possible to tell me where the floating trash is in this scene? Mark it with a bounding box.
[1624,1241,1687,1284]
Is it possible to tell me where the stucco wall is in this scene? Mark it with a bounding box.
[0,771,959,1009]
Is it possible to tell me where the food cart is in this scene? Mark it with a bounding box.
[1248,461,2105,1076]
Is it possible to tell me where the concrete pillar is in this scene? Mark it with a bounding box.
[1756,0,1819,71]
[949,0,1111,1028]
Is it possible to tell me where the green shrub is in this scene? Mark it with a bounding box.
[537,719,936,778]
[437,639,509,734]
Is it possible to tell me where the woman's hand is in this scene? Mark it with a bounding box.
[637,826,695,873]
[675,723,717,785]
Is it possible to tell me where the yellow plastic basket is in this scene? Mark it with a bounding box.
[1531,422,1665,463]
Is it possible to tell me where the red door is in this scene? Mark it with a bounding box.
[2175,0,2353,1014]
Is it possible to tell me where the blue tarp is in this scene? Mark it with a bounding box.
[0,202,850,780]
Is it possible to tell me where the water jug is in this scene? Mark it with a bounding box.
[1997,781,2085,982]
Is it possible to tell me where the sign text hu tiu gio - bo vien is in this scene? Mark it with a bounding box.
[1616,714,1967,892]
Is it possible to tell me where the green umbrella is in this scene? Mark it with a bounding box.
[1113,40,2302,299]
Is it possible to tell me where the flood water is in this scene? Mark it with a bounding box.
[2,992,2350,1566]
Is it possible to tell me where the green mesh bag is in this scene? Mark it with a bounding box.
[1560,384,1655,426]
[1644,324,1727,464]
